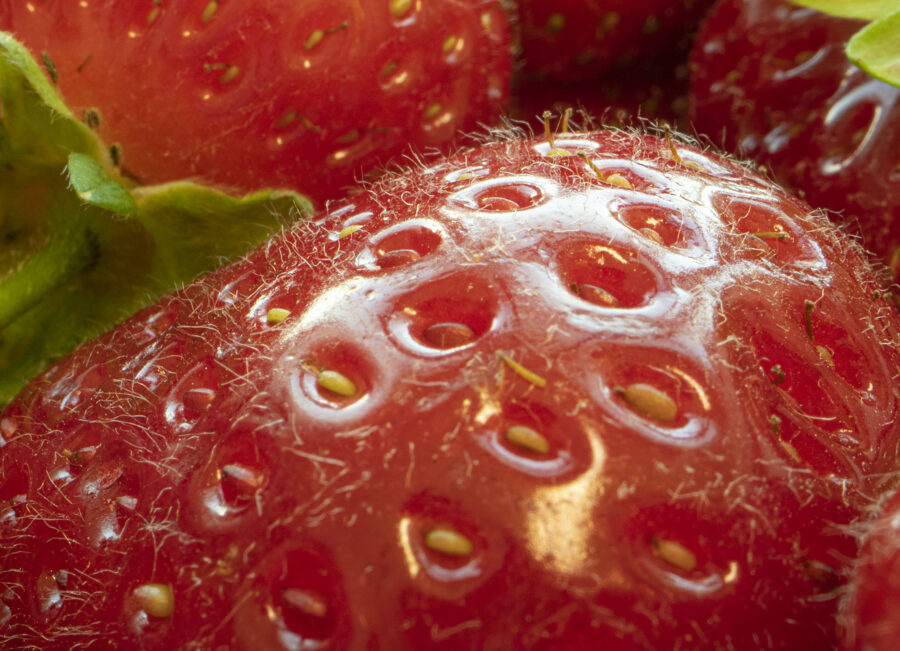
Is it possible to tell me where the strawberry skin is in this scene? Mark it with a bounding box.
[2,126,900,649]
[0,0,511,204]
[688,0,900,281]
[845,488,900,650]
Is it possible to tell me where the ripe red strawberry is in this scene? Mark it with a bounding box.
[688,0,900,280]
[843,489,900,650]
[2,125,900,649]
[0,0,511,204]
[515,0,714,82]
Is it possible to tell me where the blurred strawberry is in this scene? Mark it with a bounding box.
[689,0,900,280]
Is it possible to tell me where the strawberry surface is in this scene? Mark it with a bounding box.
[0,0,511,204]
[844,488,900,650]
[515,0,714,82]
[688,0,900,281]
[2,126,900,649]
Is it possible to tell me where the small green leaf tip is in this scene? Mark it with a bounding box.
[68,153,139,216]
[847,10,900,87]
[790,0,900,21]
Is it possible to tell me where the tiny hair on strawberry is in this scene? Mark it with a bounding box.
[2,119,900,649]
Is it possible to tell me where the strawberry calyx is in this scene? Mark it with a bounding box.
[0,32,312,405]
[789,1,900,86]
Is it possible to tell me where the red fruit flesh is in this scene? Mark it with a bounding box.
[2,128,900,649]
[688,0,900,280]
[516,0,714,82]
[0,0,511,204]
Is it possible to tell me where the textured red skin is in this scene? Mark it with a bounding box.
[846,490,900,650]
[2,128,900,649]
[516,0,714,82]
[0,0,511,205]
[688,0,900,281]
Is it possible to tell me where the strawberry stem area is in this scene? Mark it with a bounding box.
[0,224,96,330]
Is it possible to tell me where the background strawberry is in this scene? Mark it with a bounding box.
[688,0,900,280]
[515,0,714,82]
[2,126,900,649]
[0,0,511,205]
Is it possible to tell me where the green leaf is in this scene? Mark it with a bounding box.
[0,32,314,404]
[790,0,900,20]
[847,10,900,87]
[68,153,139,216]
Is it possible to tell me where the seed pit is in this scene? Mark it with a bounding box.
[715,196,819,265]
[233,545,345,645]
[615,202,699,248]
[164,359,220,430]
[192,431,270,525]
[388,274,497,355]
[298,345,371,407]
[364,221,443,270]
[557,239,658,309]
[448,176,551,212]
[477,401,591,479]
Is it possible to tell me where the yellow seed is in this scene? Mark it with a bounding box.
[338,224,363,238]
[380,60,399,78]
[425,529,473,556]
[617,383,678,422]
[779,438,802,463]
[276,110,297,129]
[423,103,442,120]
[443,35,458,54]
[133,583,174,618]
[147,6,161,25]
[605,173,632,189]
[498,353,547,388]
[201,0,218,23]
[304,29,325,50]
[546,13,565,34]
[317,369,357,397]
[640,228,664,245]
[281,588,328,617]
[652,537,696,571]
[817,345,835,368]
[266,308,290,325]
[505,425,550,454]
[390,0,413,18]
[219,65,239,84]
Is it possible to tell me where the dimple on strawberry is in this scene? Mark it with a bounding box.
[688,0,900,281]
[2,122,900,649]
[0,0,511,204]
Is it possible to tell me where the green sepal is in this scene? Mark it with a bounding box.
[846,10,900,87]
[0,32,313,404]
[790,0,900,21]
[68,153,139,216]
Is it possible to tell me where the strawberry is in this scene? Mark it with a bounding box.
[2,124,900,649]
[515,0,714,82]
[0,0,511,204]
[688,0,900,281]
[844,489,900,650]
[508,55,691,129]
